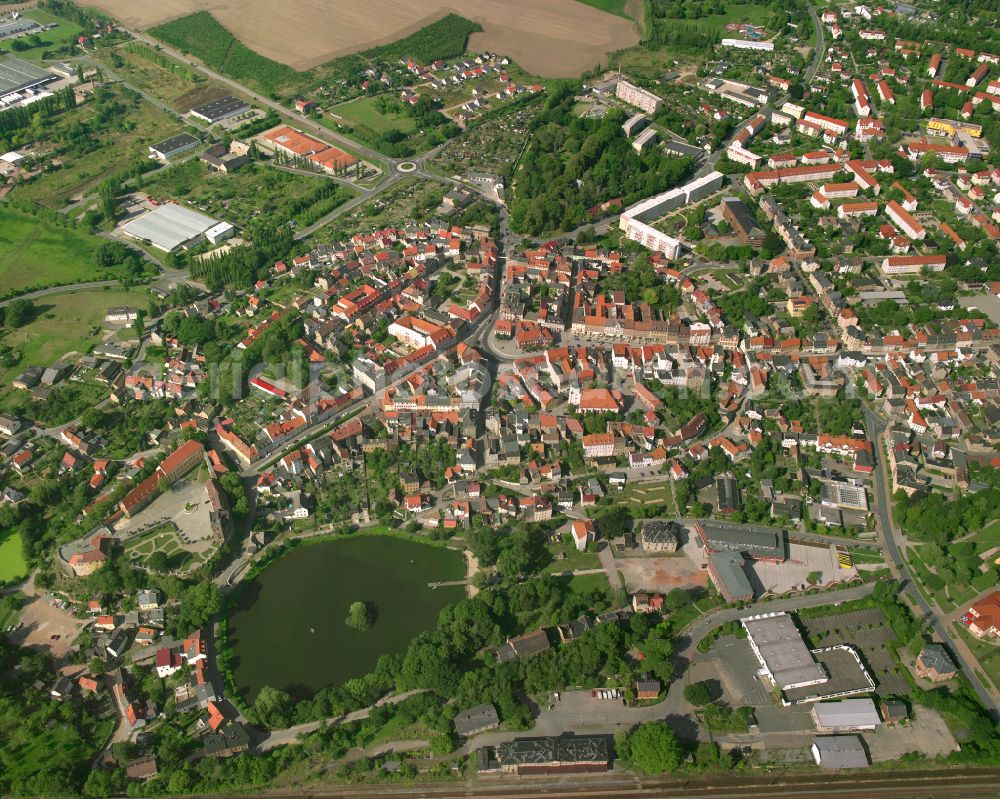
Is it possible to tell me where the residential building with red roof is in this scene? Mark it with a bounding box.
[969,591,1000,639]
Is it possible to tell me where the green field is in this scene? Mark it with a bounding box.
[148,11,299,96]
[547,539,602,573]
[0,209,103,294]
[0,9,83,61]
[331,96,418,135]
[0,287,152,383]
[960,630,1000,694]
[574,0,633,18]
[148,10,481,102]
[12,97,181,209]
[555,572,616,606]
[93,43,235,114]
[0,531,27,584]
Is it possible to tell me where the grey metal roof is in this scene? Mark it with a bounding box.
[122,203,221,252]
[811,698,882,729]
[742,612,827,690]
[812,735,869,768]
[190,95,250,122]
[453,703,500,735]
[0,55,53,95]
[150,133,200,157]
[709,551,753,600]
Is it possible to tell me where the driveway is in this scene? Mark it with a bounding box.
[598,544,623,592]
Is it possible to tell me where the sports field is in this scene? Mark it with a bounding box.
[0,531,27,584]
[0,209,103,294]
[89,0,639,77]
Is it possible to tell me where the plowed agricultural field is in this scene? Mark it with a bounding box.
[88,0,640,77]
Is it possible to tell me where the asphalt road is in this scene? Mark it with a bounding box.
[864,406,1000,719]
[804,2,826,87]
[0,280,120,307]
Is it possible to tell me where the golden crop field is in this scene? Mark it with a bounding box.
[88,0,640,77]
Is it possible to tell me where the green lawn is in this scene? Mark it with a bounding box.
[573,0,633,18]
[564,572,614,598]
[330,95,418,135]
[0,9,83,61]
[0,209,104,294]
[620,480,674,509]
[975,518,1000,546]
[0,287,152,384]
[960,631,1000,694]
[547,539,602,573]
[0,531,27,584]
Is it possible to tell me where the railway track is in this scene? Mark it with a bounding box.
[236,766,1000,799]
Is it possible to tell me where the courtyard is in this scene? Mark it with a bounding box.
[114,478,220,575]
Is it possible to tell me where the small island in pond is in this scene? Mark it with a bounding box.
[345,600,376,632]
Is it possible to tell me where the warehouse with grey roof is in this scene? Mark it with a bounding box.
[190,95,251,124]
[811,698,882,732]
[122,203,234,252]
[811,735,869,768]
[741,612,828,690]
[0,55,56,96]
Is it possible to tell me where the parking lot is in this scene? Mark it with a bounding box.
[865,707,958,761]
[802,607,909,696]
[702,636,778,709]
[9,592,89,659]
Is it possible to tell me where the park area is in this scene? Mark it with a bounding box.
[90,0,638,78]
[907,531,1000,614]
[0,209,103,294]
[0,287,152,384]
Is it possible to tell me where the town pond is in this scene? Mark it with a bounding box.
[226,535,465,701]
